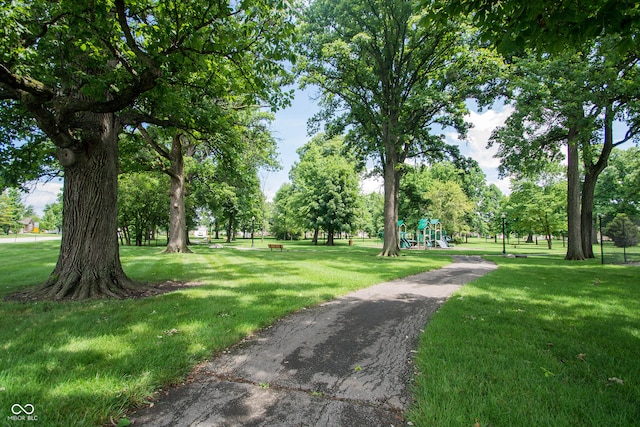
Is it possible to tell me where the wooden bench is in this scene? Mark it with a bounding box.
[268,243,284,251]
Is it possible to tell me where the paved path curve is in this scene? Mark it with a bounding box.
[130,255,497,426]
[0,236,60,244]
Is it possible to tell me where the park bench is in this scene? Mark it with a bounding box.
[268,243,284,251]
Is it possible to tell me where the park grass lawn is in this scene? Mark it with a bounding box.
[408,255,640,427]
[0,239,449,427]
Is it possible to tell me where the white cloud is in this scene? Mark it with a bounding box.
[445,106,514,195]
[360,175,384,194]
[22,180,63,216]
[493,176,512,195]
[456,106,514,170]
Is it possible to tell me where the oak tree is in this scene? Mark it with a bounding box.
[1,0,295,299]
[299,0,503,255]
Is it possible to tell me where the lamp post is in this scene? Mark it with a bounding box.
[622,216,627,263]
[501,213,506,255]
[598,213,604,265]
[251,216,255,248]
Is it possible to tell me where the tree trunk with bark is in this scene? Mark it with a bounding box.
[164,134,192,253]
[379,115,402,257]
[138,129,192,253]
[380,157,401,256]
[19,113,141,300]
[580,173,598,258]
[226,212,235,243]
[326,229,335,246]
[565,137,586,260]
[580,105,614,258]
[544,214,553,250]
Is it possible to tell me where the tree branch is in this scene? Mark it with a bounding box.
[0,64,53,102]
[136,125,171,161]
[114,0,157,70]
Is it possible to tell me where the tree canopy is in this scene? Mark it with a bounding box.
[489,37,640,260]
[595,147,640,222]
[289,134,361,245]
[298,0,503,255]
[0,0,296,299]
[427,0,640,55]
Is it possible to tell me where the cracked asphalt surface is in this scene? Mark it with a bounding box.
[129,255,497,426]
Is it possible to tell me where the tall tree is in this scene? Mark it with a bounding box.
[578,42,640,257]
[0,0,294,299]
[290,134,361,245]
[361,192,385,239]
[490,39,639,260]
[190,110,279,244]
[398,166,434,229]
[0,189,23,234]
[132,128,195,252]
[270,183,304,240]
[476,183,506,239]
[41,192,63,234]
[424,180,474,239]
[118,172,169,246]
[299,0,503,256]
[505,180,566,249]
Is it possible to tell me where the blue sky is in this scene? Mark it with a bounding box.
[263,87,513,201]
[23,87,514,215]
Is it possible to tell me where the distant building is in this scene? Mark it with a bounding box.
[20,218,35,233]
[194,226,208,238]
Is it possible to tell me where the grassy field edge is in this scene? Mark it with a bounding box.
[407,255,640,426]
[0,239,449,426]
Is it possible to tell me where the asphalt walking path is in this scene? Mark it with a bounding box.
[130,255,497,426]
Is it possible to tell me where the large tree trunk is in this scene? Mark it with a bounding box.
[226,212,234,243]
[544,214,553,250]
[565,138,585,260]
[378,105,405,257]
[580,105,614,258]
[380,152,401,256]
[581,174,597,258]
[326,229,335,246]
[21,113,140,300]
[164,134,192,253]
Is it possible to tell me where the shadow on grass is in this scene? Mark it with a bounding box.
[1,241,449,426]
[409,255,640,426]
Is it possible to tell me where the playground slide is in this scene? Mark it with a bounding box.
[400,237,412,249]
[436,239,449,248]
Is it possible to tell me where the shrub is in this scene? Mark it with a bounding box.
[605,214,640,247]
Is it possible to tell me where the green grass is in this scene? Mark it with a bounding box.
[600,241,640,264]
[2,237,638,426]
[0,239,448,426]
[407,255,640,426]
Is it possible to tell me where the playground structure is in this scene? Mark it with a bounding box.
[397,218,451,249]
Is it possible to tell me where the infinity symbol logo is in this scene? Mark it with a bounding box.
[11,404,35,415]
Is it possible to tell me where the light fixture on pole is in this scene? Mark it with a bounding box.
[598,213,604,265]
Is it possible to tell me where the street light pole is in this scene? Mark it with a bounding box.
[501,213,506,255]
[251,216,255,248]
[598,213,604,265]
